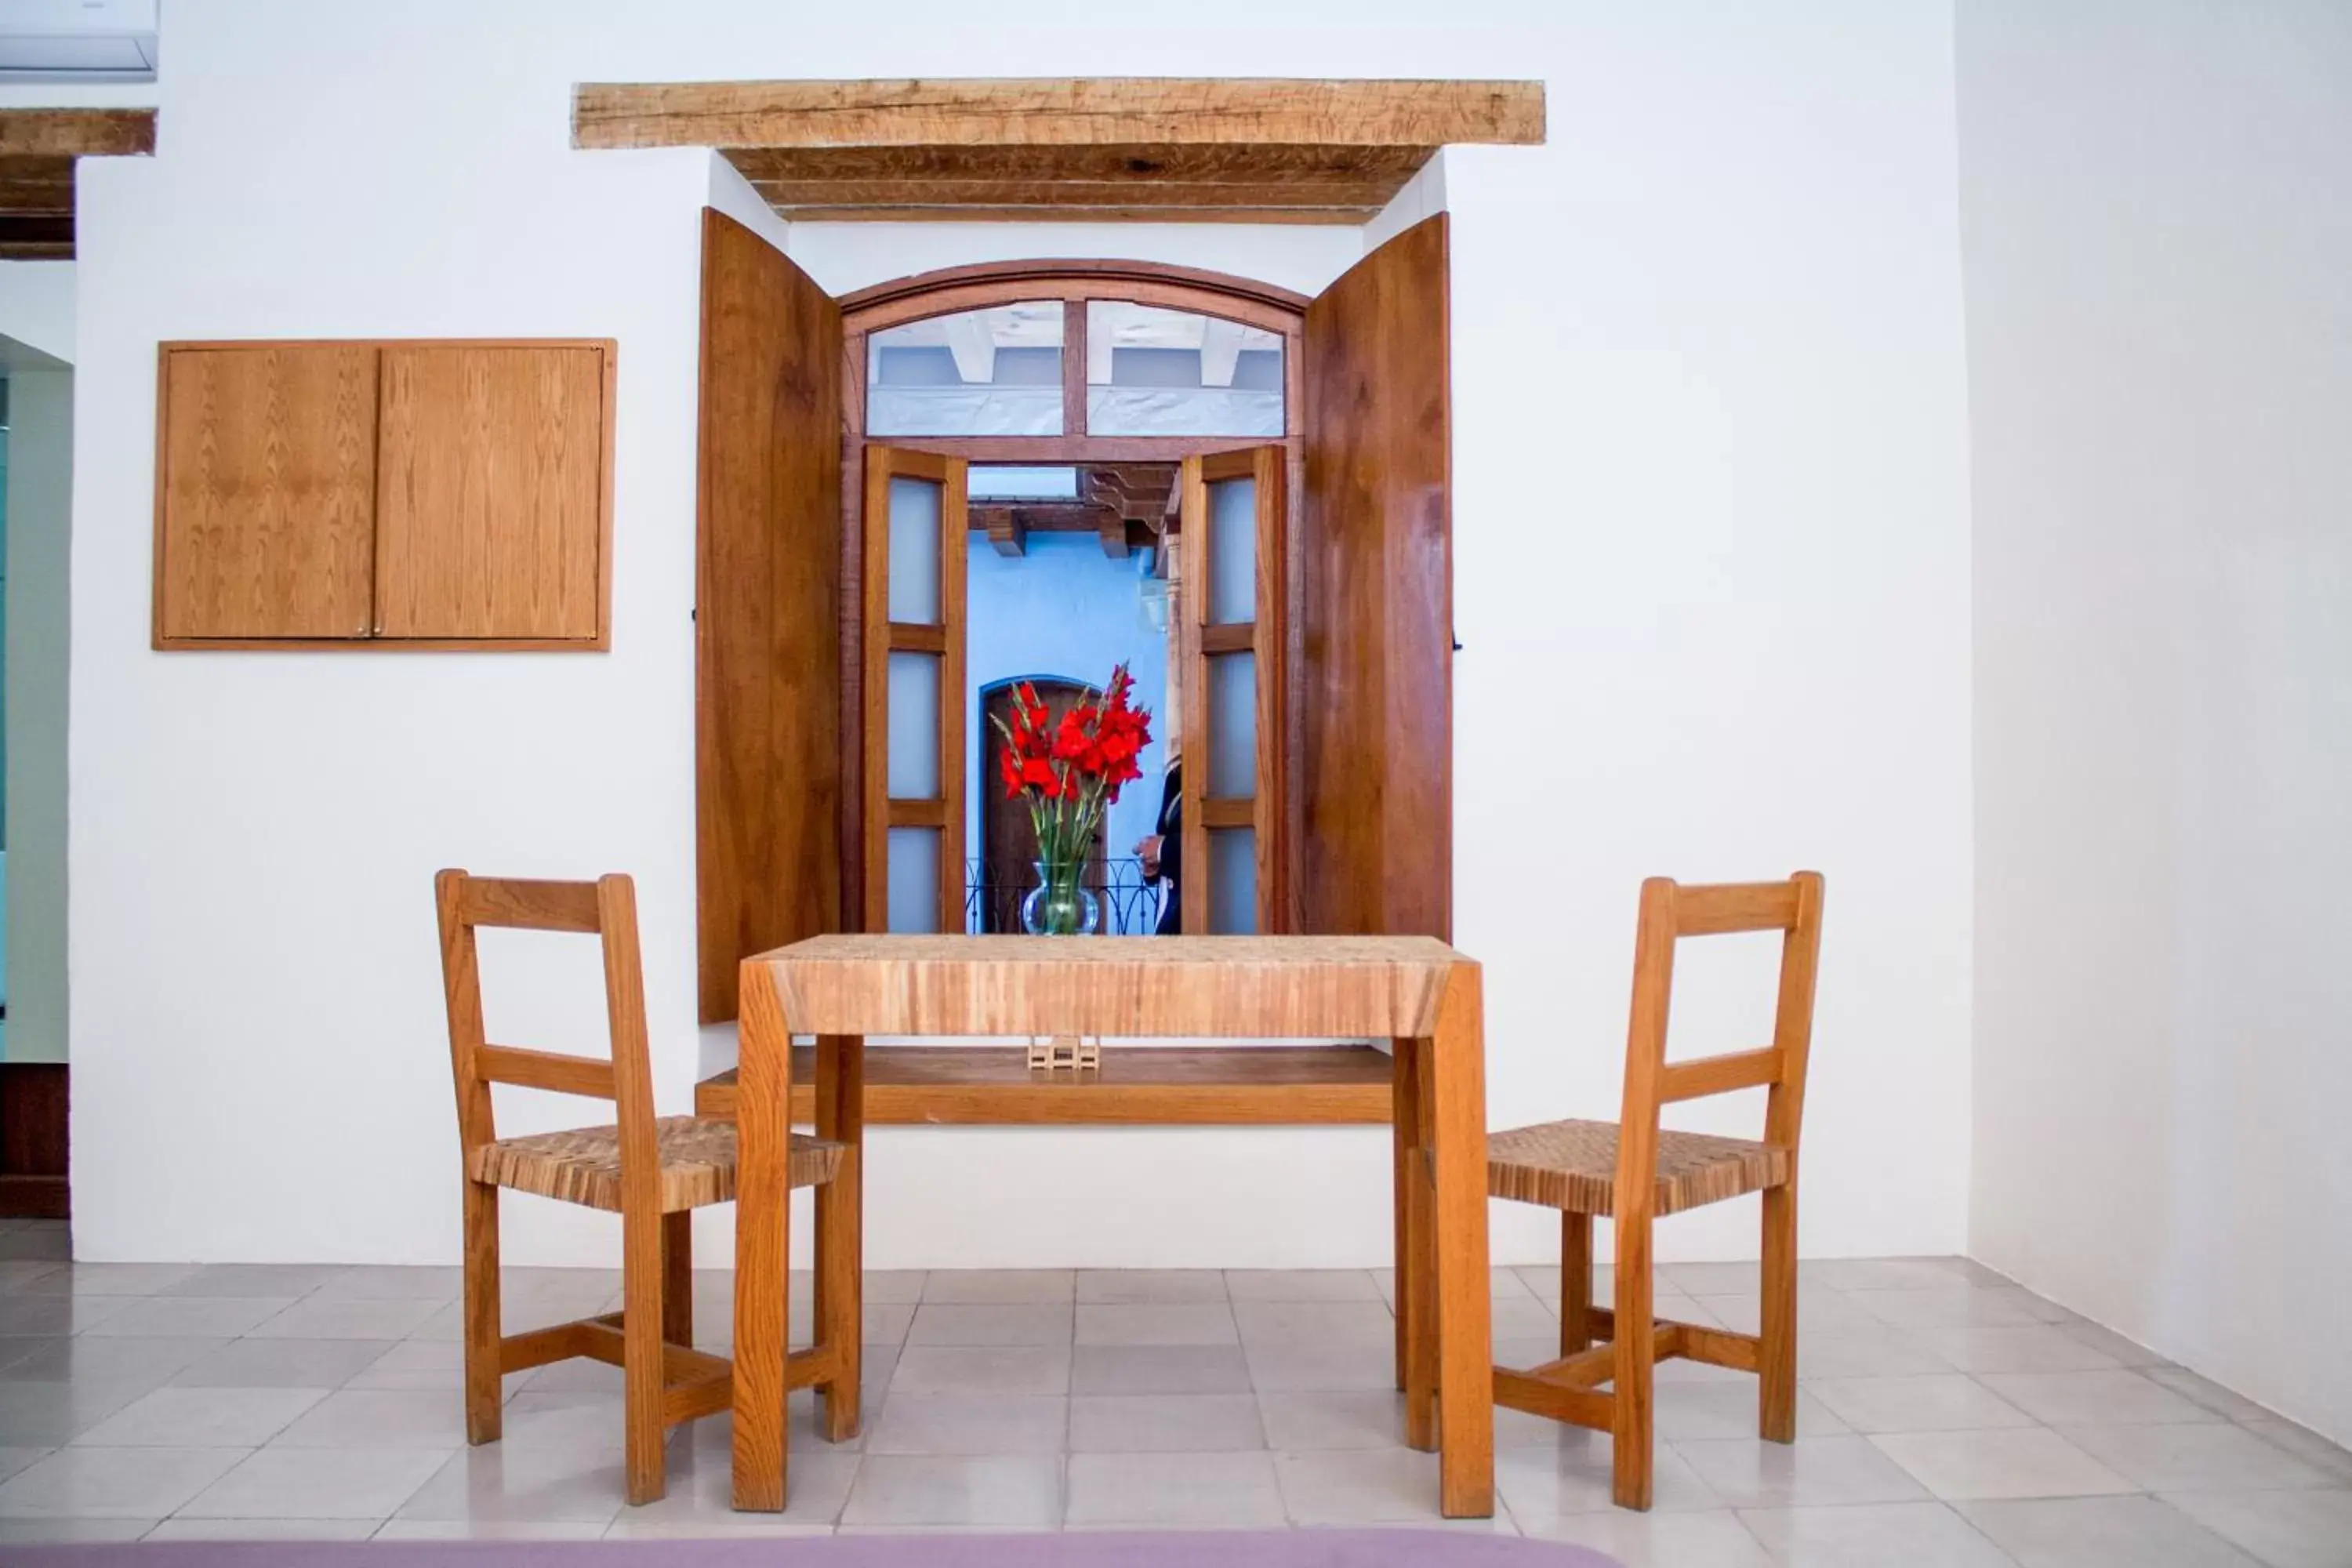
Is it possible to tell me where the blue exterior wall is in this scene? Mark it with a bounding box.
[963,531,1169,911]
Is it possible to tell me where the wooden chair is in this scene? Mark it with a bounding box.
[1469,873,1825,1510]
[435,869,844,1506]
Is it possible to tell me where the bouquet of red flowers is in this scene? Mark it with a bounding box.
[993,663,1152,933]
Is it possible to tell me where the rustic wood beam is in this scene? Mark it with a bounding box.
[980,507,1027,557]
[575,78,1545,151]
[1082,464,1178,526]
[0,112,155,260]
[727,142,1435,183]
[770,205,1380,225]
[1098,514,1130,560]
[965,502,1115,537]
[0,109,156,158]
[0,212,74,260]
[0,158,76,209]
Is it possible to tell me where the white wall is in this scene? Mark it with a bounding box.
[5,368,71,1065]
[1962,0,2352,1442]
[68,0,1976,1269]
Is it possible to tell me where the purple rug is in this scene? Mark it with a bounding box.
[1,1533,1617,1566]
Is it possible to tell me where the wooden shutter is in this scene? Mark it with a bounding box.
[1298,213,1453,938]
[154,343,380,641]
[861,445,970,934]
[1178,445,1286,933]
[375,343,610,641]
[695,209,844,1021]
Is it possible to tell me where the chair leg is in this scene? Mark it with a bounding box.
[622,1209,668,1506]
[1759,1183,1798,1443]
[1561,1211,1592,1359]
[662,1211,693,1350]
[1612,1212,1654,1511]
[461,1179,503,1445]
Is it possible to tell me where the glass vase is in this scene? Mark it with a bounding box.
[1021,858,1100,936]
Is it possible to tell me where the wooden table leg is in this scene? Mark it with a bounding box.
[730,961,791,1511]
[816,1034,865,1442]
[1395,1034,1437,1451]
[1428,960,1494,1517]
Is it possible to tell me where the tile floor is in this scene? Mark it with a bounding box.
[1,1217,2347,1563]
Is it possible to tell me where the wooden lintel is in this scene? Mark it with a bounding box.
[767,202,1381,227]
[0,108,156,158]
[1098,513,1130,559]
[575,79,1545,152]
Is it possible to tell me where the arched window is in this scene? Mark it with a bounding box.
[695,219,1452,1021]
[844,263,1301,941]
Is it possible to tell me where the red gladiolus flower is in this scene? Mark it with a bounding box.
[988,662,1153,872]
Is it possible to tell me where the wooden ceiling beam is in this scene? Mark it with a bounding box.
[980,507,1027,557]
[746,176,1410,211]
[778,203,1379,225]
[1083,464,1179,524]
[0,212,73,261]
[0,111,157,260]
[574,78,1544,151]
[967,502,1119,538]
[577,79,1540,221]
[724,142,1436,183]
[0,108,155,158]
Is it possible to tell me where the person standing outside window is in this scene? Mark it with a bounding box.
[1134,750,1181,935]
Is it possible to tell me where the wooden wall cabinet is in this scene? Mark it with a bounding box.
[154,339,615,650]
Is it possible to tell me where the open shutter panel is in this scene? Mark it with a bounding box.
[1178,445,1287,934]
[695,208,845,1022]
[1298,213,1454,939]
[862,445,971,935]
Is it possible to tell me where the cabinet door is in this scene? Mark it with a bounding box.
[1178,445,1285,934]
[155,344,380,641]
[375,343,610,641]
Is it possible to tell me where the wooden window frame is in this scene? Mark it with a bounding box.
[151,337,618,653]
[837,262,1307,931]
[1179,447,1286,934]
[861,446,969,935]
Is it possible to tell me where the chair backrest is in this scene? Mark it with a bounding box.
[1614,873,1827,1207]
[435,870,659,1186]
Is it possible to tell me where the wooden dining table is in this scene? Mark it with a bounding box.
[728,933,1495,1518]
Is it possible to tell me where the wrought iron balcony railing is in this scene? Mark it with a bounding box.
[965,856,1166,935]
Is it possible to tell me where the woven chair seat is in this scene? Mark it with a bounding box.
[468,1116,843,1214]
[1488,1117,1788,1218]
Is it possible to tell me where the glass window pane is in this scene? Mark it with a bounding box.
[1087,301,1283,437]
[869,302,1063,437]
[967,465,1078,501]
[1209,827,1258,935]
[887,826,941,935]
[886,476,942,626]
[1207,475,1258,625]
[1206,651,1256,800]
[887,651,941,800]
